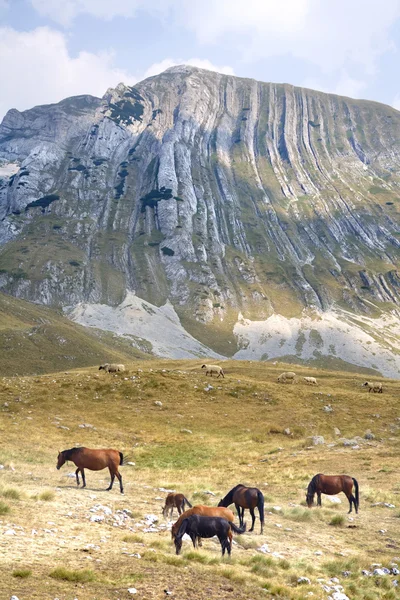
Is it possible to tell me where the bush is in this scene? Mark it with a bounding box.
[161,246,175,256]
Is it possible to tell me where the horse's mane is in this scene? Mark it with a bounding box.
[221,484,245,503]
[62,447,83,461]
[307,474,319,496]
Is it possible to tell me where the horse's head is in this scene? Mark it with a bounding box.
[201,364,206,369]
[306,492,314,508]
[56,451,66,470]
[174,535,183,555]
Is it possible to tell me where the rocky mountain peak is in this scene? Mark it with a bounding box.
[0,68,399,373]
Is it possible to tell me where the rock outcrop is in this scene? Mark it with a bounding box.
[0,66,399,368]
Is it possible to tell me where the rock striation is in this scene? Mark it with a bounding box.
[0,66,399,368]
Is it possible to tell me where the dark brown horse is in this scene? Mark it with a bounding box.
[171,505,235,546]
[218,484,264,533]
[306,474,359,513]
[57,447,124,494]
[162,493,192,518]
[174,514,245,556]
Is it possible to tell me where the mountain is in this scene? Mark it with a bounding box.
[0,66,399,375]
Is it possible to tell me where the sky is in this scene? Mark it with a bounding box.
[1,0,400,120]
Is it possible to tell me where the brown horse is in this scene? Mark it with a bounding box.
[57,447,124,494]
[171,505,235,546]
[162,493,192,518]
[306,474,359,513]
[218,484,264,533]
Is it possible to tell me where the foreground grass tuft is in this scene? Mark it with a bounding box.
[49,567,95,583]
[0,500,10,515]
[0,487,22,500]
[12,568,32,578]
[39,490,55,501]
[329,514,345,526]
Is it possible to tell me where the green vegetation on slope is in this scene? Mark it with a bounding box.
[0,292,150,375]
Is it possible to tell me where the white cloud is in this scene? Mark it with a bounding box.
[303,71,367,100]
[144,58,234,79]
[29,0,144,26]
[0,26,136,120]
[29,1,400,77]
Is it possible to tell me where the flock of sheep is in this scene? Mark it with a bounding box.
[99,363,383,393]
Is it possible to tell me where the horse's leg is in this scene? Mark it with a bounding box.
[81,469,86,488]
[227,530,232,556]
[75,468,80,486]
[347,492,355,513]
[235,503,242,526]
[317,492,322,507]
[106,467,115,491]
[190,533,197,549]
[249,507,256,532]
[219,535,226,556]
[197,537,202,547]
[116,470,123,494]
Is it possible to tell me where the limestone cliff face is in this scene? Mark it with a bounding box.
[0,66,399,345]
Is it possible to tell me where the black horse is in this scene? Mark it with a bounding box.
[218,484,265,533]
[174,514,246,556]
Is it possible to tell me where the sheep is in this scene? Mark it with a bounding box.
[201,364,225,378]
[99,363,126,373]
[277,371,296,384]
[362,381,383,393]
[303,376,318,385]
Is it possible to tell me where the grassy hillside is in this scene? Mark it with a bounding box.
[0,292,150,375]
[1,359,399,599]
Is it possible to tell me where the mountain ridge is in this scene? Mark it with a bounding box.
[0,66,399,373]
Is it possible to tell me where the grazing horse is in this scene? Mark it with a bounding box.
[162,493,192,518]
[218,484,264,533]
[174,514,245,556]
[171,505,235,547]
[56,447,124,494]
[306,474,359,513]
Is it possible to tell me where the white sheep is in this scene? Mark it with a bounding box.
[99,363,126,373]
[201,364,225,378]
[277,371,296,384]
[303,376,317,385]
[362,381,383,393]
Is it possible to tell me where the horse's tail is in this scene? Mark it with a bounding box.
[352,477,359,510]
[230,522,246,535]
[183,496,192,508]
[119,452,124,466]
[257,490,265,529]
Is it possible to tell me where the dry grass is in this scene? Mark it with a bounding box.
[1,359,399,599]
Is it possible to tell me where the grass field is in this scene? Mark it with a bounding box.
[0,359,399,600]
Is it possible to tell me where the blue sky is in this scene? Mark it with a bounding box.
[1,0,400,120]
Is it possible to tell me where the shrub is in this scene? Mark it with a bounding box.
[161,246,175,256]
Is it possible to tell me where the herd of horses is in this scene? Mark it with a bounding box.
[56,447,360,556]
